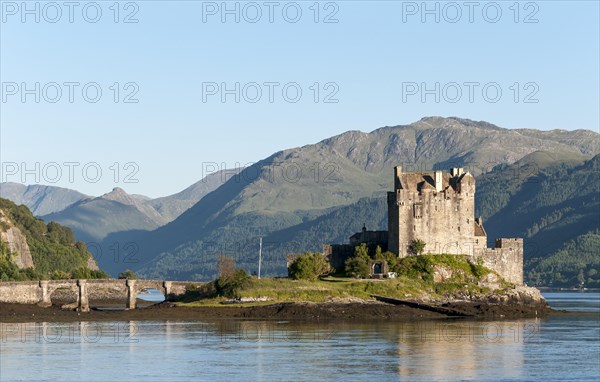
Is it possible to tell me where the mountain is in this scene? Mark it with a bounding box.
[476,153,600,286]
[9,170,238,245]
[41,187,167,243]
[0,198,106,281]
[0,183,89,215]
[172,151,595,286]
[476,151,598,252]
[146,168,241,221]
[127,117,600,281]
[527,232,600,287]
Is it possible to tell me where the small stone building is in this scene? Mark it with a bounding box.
[323,225,387,272]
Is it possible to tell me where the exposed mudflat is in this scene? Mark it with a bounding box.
[0,299,558,323]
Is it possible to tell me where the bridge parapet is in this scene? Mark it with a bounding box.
[0,279,207,311]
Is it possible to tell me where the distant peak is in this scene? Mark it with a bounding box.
[101,187,137,205]
[103,187,134,198]
[419,116,445,121]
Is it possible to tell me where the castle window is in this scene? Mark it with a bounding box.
[458,226,461,232]
[467,219,470,224]
[413,203,423,218]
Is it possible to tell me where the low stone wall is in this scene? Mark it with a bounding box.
[0,281,41,304]
[472,238,524,285]
[477,250,523,285]
[168,282,192,297]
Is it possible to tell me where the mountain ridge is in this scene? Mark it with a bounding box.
[3,117,598,281]
[128,117,599,280]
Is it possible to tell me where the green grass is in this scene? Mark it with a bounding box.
[180,277,430,307]
[178,254,505,307]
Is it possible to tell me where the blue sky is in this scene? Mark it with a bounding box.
[1,0,599,197]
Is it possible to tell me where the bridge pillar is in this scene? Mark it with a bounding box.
[39,280,51,307]
[77,280,90,312]
[126,279,137,310]
[163,281,172,301]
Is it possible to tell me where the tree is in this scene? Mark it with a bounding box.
[118,269,137,279]
[288,252,332,281]
[217,255,236,280]
[410,239,426,255]
[345,256,370,278]
[345,243,371,278]
[355,243,370,258]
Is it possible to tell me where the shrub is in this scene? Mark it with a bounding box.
[118,269,137,279]
[344,256,370,278]
[409,239,426,255]
[354,243,370,258]
[216,269,251,297]
[376,250,399,272]
[344,243,373,278]
[288,252,332,281]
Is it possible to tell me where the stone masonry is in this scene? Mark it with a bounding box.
[0,279,206,311]
[323,166,524,285]
[387,166,523,284]
[387,166,486,257]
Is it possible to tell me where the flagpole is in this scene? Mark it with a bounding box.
[258,237,262,279]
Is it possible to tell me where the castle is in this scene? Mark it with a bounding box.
[324,166,523,284]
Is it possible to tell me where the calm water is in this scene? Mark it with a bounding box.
[1,292,598,382]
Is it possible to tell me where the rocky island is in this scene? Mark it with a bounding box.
[0,166,553,322]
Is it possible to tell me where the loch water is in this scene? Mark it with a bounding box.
[1,292,599,382]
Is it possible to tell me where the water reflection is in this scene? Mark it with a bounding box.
[543,292,600,312]
[1,319,536,381]
[1,291,598,381]
[137,288,166,303]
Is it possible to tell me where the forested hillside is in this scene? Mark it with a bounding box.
[0,198,108,280]
[138,153,599,287]
[476,153,600,286]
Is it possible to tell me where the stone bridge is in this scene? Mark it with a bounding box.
[0,279,206,312]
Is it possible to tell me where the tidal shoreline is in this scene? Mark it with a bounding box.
[0,299,559,323]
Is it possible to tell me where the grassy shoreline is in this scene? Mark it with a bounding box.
[176,254,515,308]
[0,255,554,322]
[177,276,495,307]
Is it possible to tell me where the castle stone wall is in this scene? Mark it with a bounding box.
[389,169,478,257]
[329,166,524,285]
[323,244,354,272]
[472,238,524,285]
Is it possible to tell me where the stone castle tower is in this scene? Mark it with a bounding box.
[387,166,523,284]
[323,166,524,285]
[387,166,486,257]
